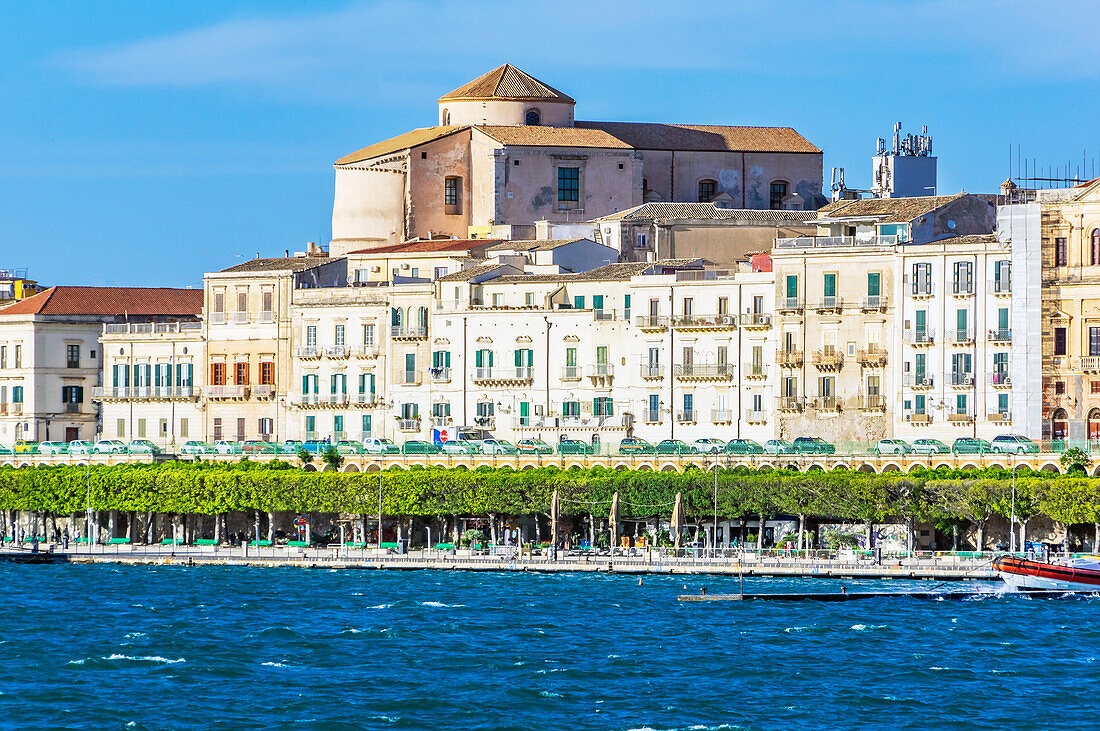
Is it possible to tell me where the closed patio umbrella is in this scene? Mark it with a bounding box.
[609,492,619,554]
[671,491,684,549]
[550,489,560,550]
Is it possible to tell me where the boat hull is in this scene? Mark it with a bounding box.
[994,556,1100,592]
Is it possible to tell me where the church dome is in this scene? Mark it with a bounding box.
[438,64,575,127]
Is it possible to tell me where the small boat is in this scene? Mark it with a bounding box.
[994,555,1100,591]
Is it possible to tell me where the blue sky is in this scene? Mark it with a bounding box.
[2,0,1098,288]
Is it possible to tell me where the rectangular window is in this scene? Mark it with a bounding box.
[1091,328,1100,357]
[236,418,246,442]
[573,295,585,310]
[434,267,448,280]
[682,297,693,317]
[952,261,973,294]
[211,362,226,386]
[66,344,80,369]
[306,325,317,347]
[262,290,273,314]
[214,291,225,313]
[867,272,880,297]
[363,324,375,346]
[592,295,604,312]
[260,361,274,385]
[785,275,798,299]
[770,181,787,210]
[362,414,372,437]
[557,167,579,202]
[624,294,631,319]
[823,273,836,298]
[562,400,580,418]
[117,419,125,439]
[1055,327,1067,356]
[444,176,459,207]
[180,419,189,438]
[1055,237,1068,267]
[956,394,968,415]
[634,233,648,249]
[998,393,1009,413]
[137,419,146,439]
[0,345,6,368]
[259,418,273,437]
[237,290,248,313]
[912,263,932,294]
[213,418,222,441]
[717,296,728,316]
[14,345,21,368]
[335,324,345,346]
[234,362,249,386]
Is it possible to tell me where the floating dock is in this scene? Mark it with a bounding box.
[678,588,1098,602]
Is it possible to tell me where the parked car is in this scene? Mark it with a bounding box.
[67,440,94,455]
[299,440,328,455]
[874,439,911,456]
[240,440,276,454]
[618,437,656,455]
[991,434,1040,454]
[762,439,797,455]
[0,444,11,455]
[690,438,726,454]
[557,439,597,455]
[335,440,366,455]
[179,440,211,455]
[725,439,764,455]
[911,438,951,455]
[37,441,69,455]
[655,439,691,455]
[362,438,401,455]
[441,440,480,455]
[128,439,161,455]
[402,440,441,455]
[92,440,126,454]
[516,439,553,455]
[480,438,517,455]
[13,440,40,454]
[793,436,836,454]
[279,440,304,454]
[952,437,992,455]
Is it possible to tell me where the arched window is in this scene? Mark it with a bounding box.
[1091,229,1100,265]
[770,181,789,210]
[391,307,403,329]
[1088,408,1100,444]
[697,179,717,202]
[442,108,451,125]
[525,109,540,126]
[1052,408,1069,442]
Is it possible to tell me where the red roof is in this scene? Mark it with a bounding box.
[347,239,501,255]
[0,286,203,316]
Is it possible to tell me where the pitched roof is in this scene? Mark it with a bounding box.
[438,262,520,282]
[0,286,202,317]
[486,238,595,252]
[347,239,499,256]
[439,64,574,103]
[335,126,467,166]
[595,203,817,223]
[218,257,333,274]
[476,126,630,149]
[576,121,820,153]
[816,193,971,224]
[491,260,700,284]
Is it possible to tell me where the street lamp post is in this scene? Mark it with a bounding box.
[377,469,383,549]
[1010,454,1017,554]
[712,466,719,559]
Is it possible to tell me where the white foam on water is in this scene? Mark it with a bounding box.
[261,661,289,668]
[850,624,887,631]
[367,603,392,610]
[124,632,148,639]
[785,626,809,633]
[539,691,563,699]
[929,666,951,671]
[67,659,86,666]
[106,654,184,664]
[420,601,465,608]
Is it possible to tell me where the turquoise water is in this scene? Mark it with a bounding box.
[3,565,1097,729]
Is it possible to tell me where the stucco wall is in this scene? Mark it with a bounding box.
[331,163,407,251]
[406,130,473,240]
[639,150,823,210]
[439,99,574,127]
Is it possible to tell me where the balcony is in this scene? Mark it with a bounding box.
[296,346,321,359]
[743,363,768,380]
[206,385,249,399]
[231,311,249,324]
[252,384,275,398]
[324,394,349,406]
[777,297,804,313]
[586,363,614,382]
[355,345,379,358]
[398,370,423,386]
[297,394,322,407]
[634,315,669,332]
[903,329,935,346]
[473,415,496,429]
[949,373,974,387]
[948,411,975,424]
[991,279,1012,296]
[391,326,428,340]
[326,345,350,358]
[861,295,888,311]
[710,409,734,423]
[855,348,887,367]
[745,410,766,424]
[561,365,582,381]
[304,431,319,441]
[642,409,661,423]
[674,363,734,381]
[64,402,81,413]
[333,430,347,441]
[777,397,804,413]
[988,411,1012,423]
[907,413,932,424]
[813,396,840,412]
[258,310,275,324]
[990,371,1011,388]
[472,367,533,386]
[593,309,616,322]
[676,410,696,423]
[952,283,975,298]
[903,374,934,390]
[102,321,202,335]
[946,329,973,345]
[740,313,772,329]
[910,284,933,298]
[671,314,737,331]
[812,350,844,371]
[1081,356,1100,373]
[858,395,886,411]
[778,350,804,368]
[430,416,453,428]
[429,367,451,383]
[775,234,898,249]
[639,364,665,380]
[354,393,377,407]
[396,418,421,432]
[988,329,1012,343]
[813,296,843,313]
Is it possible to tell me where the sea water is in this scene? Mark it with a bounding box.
[2,565,1097,729]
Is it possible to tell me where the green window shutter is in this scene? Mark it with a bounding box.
[867,272,880,296]
[785,275,798,298]
[999,308,1009,330]
[369,374,375,394]
[475,350,483,368]
[489,351,494,367]
[957,309,967,331]
[823,273,836,297]
[515,349,522,367]
[566,348,576,366]
[593,295,604,309]
[302,375,308,394]
[331,375,337,394]
[444,351,451,367]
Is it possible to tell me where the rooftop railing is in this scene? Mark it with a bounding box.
[776,235,898,249]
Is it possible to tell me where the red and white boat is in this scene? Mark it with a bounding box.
[994,555,1100,591]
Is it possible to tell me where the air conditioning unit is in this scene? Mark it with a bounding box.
[534,405,544,416]
[371,266,381,273]
[401,263,410,270]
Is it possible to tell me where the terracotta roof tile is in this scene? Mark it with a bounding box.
[476,126,631,149]
[347,239,500,256]
[218,257,333,273]
[0,286,202,316]
[439,64,574,103]
[816,194,972,224]
[576,121,820,153]
[595,203,817,222]
[486,238,594,252]
[335,126,468,166]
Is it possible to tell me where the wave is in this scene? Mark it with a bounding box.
[419,601,465,608]
[70,654,184,666]
[261,661,290,668]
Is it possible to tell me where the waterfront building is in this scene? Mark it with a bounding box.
[0,268,40,306]
[330,64,823,253]
[0,286,202,444]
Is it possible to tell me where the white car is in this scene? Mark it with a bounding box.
[212,440,238,455]
[93,439,126,454]
[690,438,726,454]
[180,440,211,455]
[67,440,94,455]
[362,438,400,455]
[480,438,517,455]
[874,439,912,455]
[37,441,69,455]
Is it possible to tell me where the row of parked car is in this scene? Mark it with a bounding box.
[0,434,1042,459]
